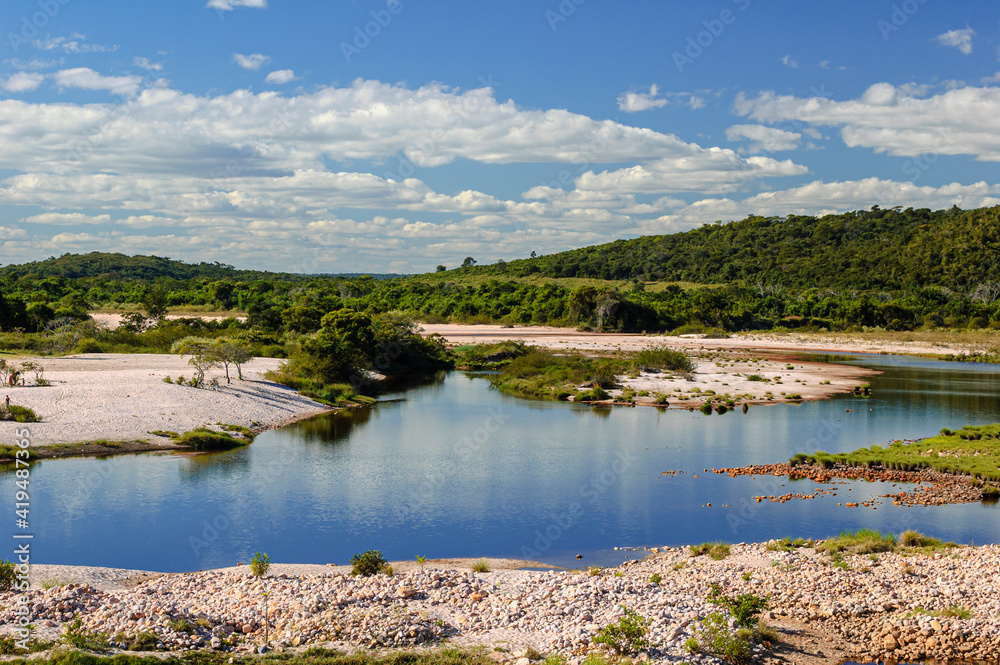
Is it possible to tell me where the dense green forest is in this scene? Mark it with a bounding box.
[457,205,1000,291]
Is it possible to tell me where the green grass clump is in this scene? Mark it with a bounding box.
[819,529,896,555]
[690,542,731,560]
[0,636,53,655]
[175,428,249,451]
[933,604,973,619]
[765,537,811,552]
[471,558,490,573]
[0,404,40,423]
[63,618,111,652]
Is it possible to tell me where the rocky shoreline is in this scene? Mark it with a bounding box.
[3,542,998,664]
[713,462,990,507]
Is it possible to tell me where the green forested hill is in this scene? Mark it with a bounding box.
[460,206,1000,291]
[0,252,402,282]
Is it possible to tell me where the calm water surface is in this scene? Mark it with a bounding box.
[10,354,1000,571]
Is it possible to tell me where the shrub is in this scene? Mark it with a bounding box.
[127,632,159,651]
[0,405,40,423]
[74,339,104,354]
[650,573,662,585]
[0,559,15,591]
[592,605,650,655]
[707,583,769,628]
[63,618,111,652]
[350,550,388,577]
[472,558,490,573]
[250,551,270,577]
[692,612,753,665]
[632,346,695,373]
[576,386,610,402]
[175,428,248,450]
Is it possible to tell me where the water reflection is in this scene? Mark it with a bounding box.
[6,355,1000,572]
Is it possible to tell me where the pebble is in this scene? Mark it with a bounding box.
[3,543,1000,663]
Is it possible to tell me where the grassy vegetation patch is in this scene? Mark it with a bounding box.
[0,404,40,422]
[689,542,731,560]
[175,428,250,451]
[488,346,693,402]
[789,423,1000,482]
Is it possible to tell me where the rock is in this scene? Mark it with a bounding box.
[397,587,418,599]
[883,635,899,650]
[515,658,531,665]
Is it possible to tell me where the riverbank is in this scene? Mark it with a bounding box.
[421,323,998,357]
[4,541,999,665]
[0,354,330,447]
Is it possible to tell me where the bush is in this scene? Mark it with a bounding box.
[175,428,248,450]
[126,632,159,651]
[472,558,490,573]
[691,612,752,665]
[0,405,39,423]
[650,573,662,585]
[575,386,610,402]
[707,583,769,629]
[0,559,15,591]
[350,549,388,577]
[592,605,650,655]
[63,618,111,652]
[632,345,695,373]
[250,551,270,577]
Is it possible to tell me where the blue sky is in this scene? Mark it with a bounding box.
[0,0,998,273]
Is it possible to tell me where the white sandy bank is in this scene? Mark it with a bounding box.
[0,354,329,446]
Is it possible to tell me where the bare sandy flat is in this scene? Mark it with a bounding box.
[0,354,329,446]
[421,323,993,356]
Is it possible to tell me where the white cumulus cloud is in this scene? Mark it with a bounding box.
[617,84,667,112]
[3,72,44,93]
[725,124,802,152]
[233,53,271,71]
[936,28,975,55]
[208,0,267,10]
[53,68,142,96]
[134,57,164,72]
[735,83,1000,161]
[265,69,298,84]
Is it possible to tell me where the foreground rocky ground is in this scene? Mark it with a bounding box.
[3,542,998,664]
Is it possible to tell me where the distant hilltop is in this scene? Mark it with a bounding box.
[0,252,405,282]
[447,205,1000,293]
